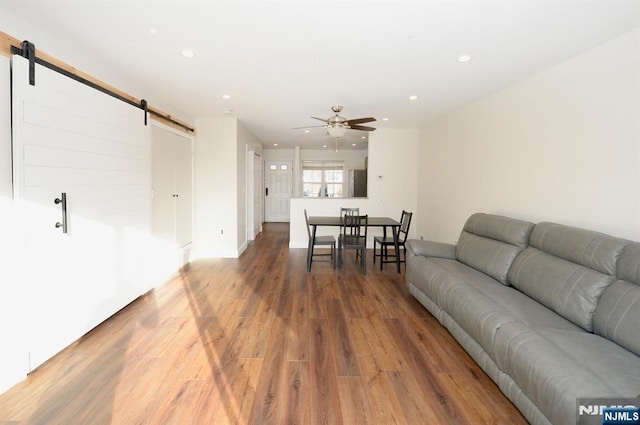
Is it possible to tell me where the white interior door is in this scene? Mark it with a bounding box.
[247,151,263,240]
[151,127,175,242]
[254,154,263,234]
[11,55,152,371]
[173,133,193,247]
[264,160,292,222]
[151,124,193,248]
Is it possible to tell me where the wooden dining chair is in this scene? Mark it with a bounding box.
[338,214,368,274]
[305,209,336,271]
[340,207,359,217]
[340,207,360,259]
[373,210,412,271]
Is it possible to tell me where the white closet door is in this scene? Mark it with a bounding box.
[173,132,193,247]
[12,55,152,370]
[151,127,176,242]
[151,124,192,248]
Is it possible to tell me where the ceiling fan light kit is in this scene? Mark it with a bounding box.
[294,105,377,140]
[327,125,347,138]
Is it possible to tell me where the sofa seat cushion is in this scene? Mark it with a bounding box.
[494,322,640,425]
[409,256,585,354]
[410,255,584,330]
[538,328,640,395]
[409,257,517,358]
[467,275,584,333]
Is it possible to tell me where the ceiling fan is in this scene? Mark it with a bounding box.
[294,105,376,138]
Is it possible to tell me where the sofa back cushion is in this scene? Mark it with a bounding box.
[508,223,627,331]
[529,222,624,275]
[593,243,640,356]
[455,213,534,285]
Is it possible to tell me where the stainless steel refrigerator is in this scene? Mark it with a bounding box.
[348,169,367,197]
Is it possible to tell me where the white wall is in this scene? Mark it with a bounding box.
[237,121,262,251]
[194,117,264,258]
[290,128,419,248]
[194,116,239,257]
[418,29,640,243]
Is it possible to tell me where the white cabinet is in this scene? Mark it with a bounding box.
[152,124,193,248]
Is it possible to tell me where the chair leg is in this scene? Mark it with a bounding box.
[373,239,378,264]
[332,244,336,269]
[307,241,313,272]
[362,247,367,275]
[372,240,375,264]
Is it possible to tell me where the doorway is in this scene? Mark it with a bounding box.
[247,151,263,239]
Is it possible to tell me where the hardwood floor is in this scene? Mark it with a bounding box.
[0,223,528,424]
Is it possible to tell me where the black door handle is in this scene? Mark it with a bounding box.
[265,187,269,196]
[54,192,68,234]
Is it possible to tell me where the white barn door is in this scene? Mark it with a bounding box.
[11,55,152,370]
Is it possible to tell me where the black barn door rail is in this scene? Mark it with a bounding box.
[10,40,194,133]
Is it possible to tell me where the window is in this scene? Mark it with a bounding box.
[302,161,344,198]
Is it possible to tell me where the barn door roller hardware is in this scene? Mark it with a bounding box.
[11,40,36,85]
[141,99,148,125]
[9,39,194,133]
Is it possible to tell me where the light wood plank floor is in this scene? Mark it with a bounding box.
[0,223,528,424]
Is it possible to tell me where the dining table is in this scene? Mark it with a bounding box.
[307,215,402,273]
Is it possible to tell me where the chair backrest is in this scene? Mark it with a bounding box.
[340,207,359,217]
[399,210,413,243]
[342,214,368,242]
[304,208,312,239]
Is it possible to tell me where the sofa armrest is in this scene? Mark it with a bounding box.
[406,239,456,260]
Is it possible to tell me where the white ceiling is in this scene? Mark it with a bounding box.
[2,0,639,150]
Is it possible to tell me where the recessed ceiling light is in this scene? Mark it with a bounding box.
[458,54,472,63]
[409,95,418,101]
[382,117,390,121]
[273,143,278,147]
[323,144,328,148]
[223,109,233,115]
[304,130,310,133]
[181,49,195,58]
[222,94,231,100]
[149,27,158,35]
[352,143,357,146]
[361,136,366,139]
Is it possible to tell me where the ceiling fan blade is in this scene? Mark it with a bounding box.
[346,117,376,125]
[292,125,327,129]
[310,116,328,123]
[349,125,376,132]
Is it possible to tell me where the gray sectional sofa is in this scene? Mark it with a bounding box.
[405,213,640,425]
